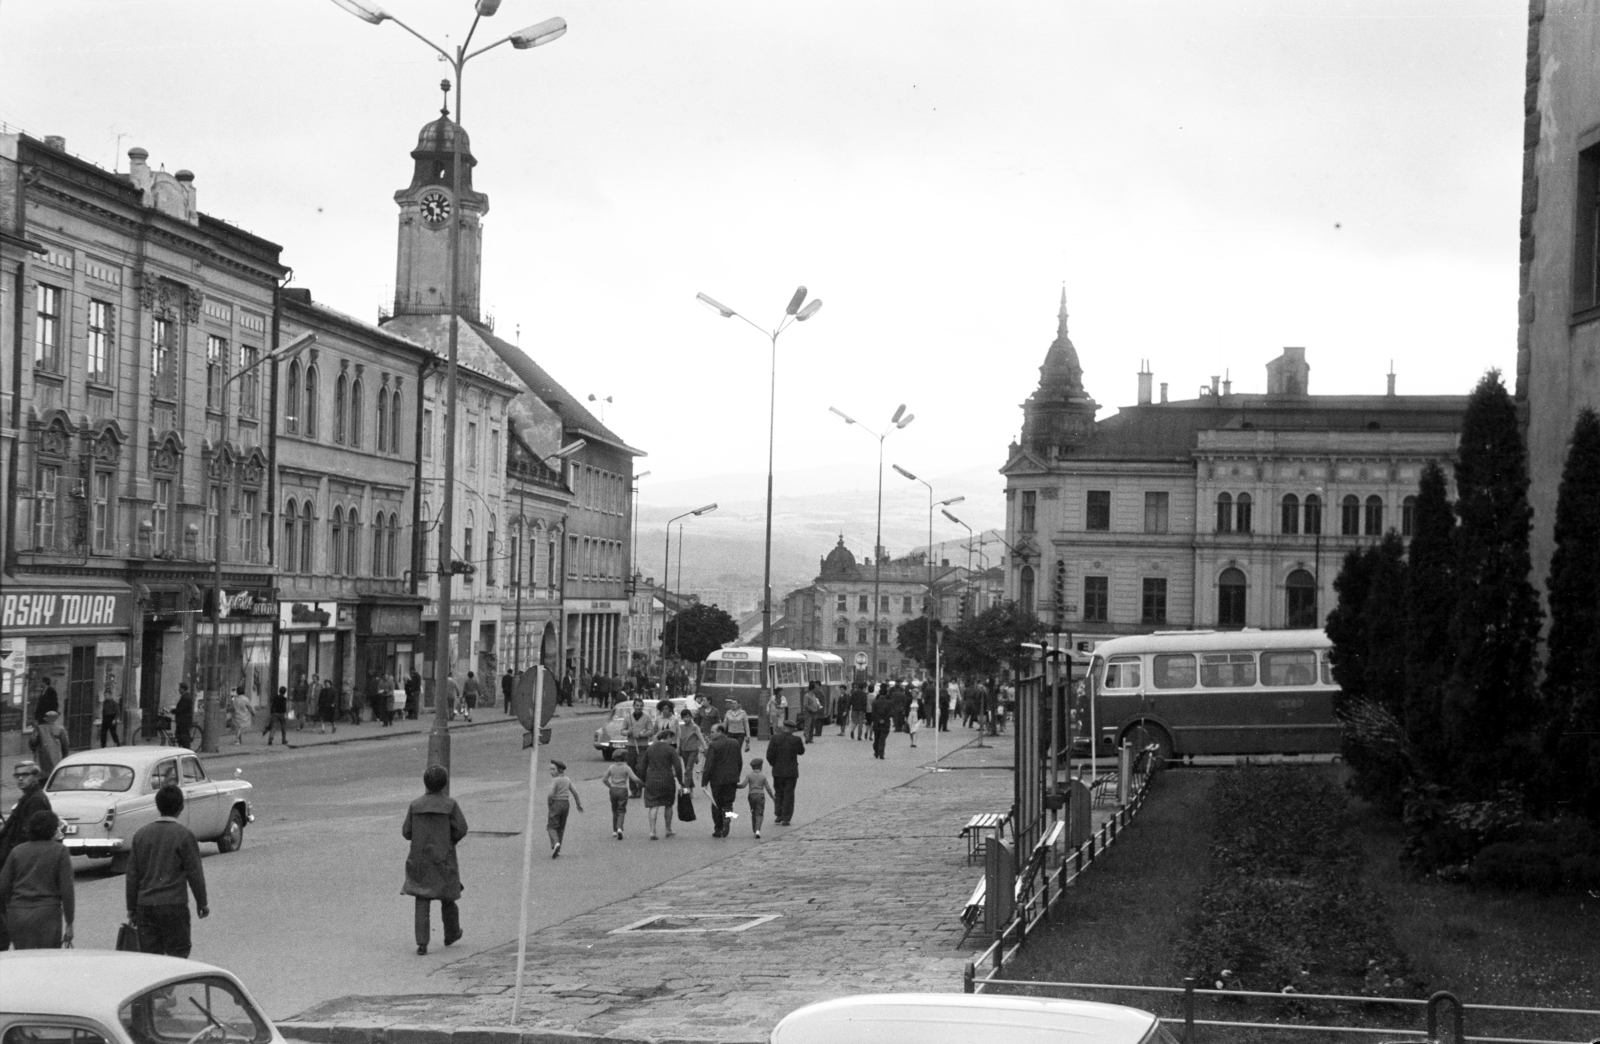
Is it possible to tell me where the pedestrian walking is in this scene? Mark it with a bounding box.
[765,720,806,825]
[738,758,776,838]
[723,698,751,752]
[227,686,253,746]
[601,759,642,840]
[99,692,122,748]
[907,695,922,747]
[444,674,460,721]
[501,669,516,715]
[622,697,656,799]
[641,730,684,840]
[461,672,482,721]
[764,689,786,740]
[849,682,869,741]
[802,682,824,741]
[676,709,705,783]
[29,711,69,778]
[172,683,195,750]
[889,681,908,733]
[317,679,338,734]
[401,765,467,955]
[943,679,960,732]
[701,724,743,838]
[870,686,892,759]
[0,761,52,952]
[380,672,398,727]
[0,810,74,949]
[546,760,583,857]
[405,669,422,720]
[125,784,209,958]
[292,675,310,729]
[264,686,289,745]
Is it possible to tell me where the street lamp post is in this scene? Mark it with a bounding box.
[331,0,567,774]
[202,331,317,753]
[942,508,974,615]
[829,405,914,682]
[512,440,585,675]
[696,288,821,700]
[662,503,716,677]
[891,464,961,676]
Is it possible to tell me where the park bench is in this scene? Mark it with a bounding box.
[959,811,1012,864]
[957,817,1068,947]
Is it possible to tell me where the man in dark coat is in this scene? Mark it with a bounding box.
[870,686,893,760]
[125,784,208,958]
[700,724,744,838]
[765,721,807,826]
[172,683,195,749]
[0,760,53,950]
[402,765,468,955]
[501,669,516,714]
[32,682,59,723]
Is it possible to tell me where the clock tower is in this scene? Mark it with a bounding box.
[393,106,490,321]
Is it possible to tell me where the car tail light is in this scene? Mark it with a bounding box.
[102,808,116,830]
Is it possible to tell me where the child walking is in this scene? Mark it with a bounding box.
[907,695,921,748]
[738,758,777,839]
[601,758,641,840]
[546,760,583,858]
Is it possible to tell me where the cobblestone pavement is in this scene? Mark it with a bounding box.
[283,737,1038,1043]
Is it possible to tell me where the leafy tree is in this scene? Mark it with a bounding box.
[662,603,739,664]
[1540,409,1600,820]
[946,602,1044,681]
[1404,461,1456,776]
[895,615,939,669]
[1441,371,1543,798]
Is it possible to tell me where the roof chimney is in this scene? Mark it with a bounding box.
[1222,369,1232,397]
[1210,375,1221,396]
[42,136,66,152]
[1387,361,1396,396]
[1137,359,1153,405]
[1160,382,1168,403]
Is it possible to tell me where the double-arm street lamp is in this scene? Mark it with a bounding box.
[891,464,961,674]
[830,405,913,680]
[697,288,821,697]
[662,503,716,670]
[330,0,566,774]
[201,331,317,753]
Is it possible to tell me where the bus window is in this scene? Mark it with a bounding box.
[704,662,732,684]
[1152,654,1197,689]
[1200,652,1258,688]
[733,662,760,686]
[1262,650,1318,686]
[1104,657,1141,690]
[1320,651,1334,685]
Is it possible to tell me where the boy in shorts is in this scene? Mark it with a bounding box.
[737,758,777,839]
[546,760,583,857]
[601,759,642,840]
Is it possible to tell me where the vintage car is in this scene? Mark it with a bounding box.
[769,994,1180,1044]
[43,746,255,869]
[593,696,699,759]
[0,950,286,1044]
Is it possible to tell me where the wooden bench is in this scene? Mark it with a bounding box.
[957,878,988,947]
[1038,818,1066,863]
[960,811,1012,864]
[957,819,1066,948]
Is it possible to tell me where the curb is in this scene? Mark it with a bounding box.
[279,1022,761,1044]
[196,707,610,761]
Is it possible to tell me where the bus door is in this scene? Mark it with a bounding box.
[1095,655,1144,751]
[1257,648,1340,754]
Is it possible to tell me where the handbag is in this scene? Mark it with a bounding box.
[116,921,140,952]
[676,789,697,823]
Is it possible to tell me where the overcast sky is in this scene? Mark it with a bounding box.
[2,0,1527,536]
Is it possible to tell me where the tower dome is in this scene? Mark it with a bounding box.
[819,536,861,580]
[1020,288,1099,455]
[405,107,478,195]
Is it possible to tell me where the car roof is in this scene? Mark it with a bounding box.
[53,747,194,771]
[0,950,238,1020]
[770,993,1159,1044]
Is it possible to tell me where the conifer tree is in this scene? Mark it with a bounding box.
[1540,408,1600,820]
[1364,532,1410,719]
[1441,371,1543,798]
[1404,461,1455,776]
[1325,545,1374,714]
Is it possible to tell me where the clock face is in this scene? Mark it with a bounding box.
[419,191,452,225]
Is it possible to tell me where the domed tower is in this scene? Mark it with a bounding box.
[393,104,491,321]
[1020,289,1099,455]
[819,536,862,581]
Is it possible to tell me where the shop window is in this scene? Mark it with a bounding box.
[239,345,259,419]
[1281,493,1300,535]
[1143,491,1168,534]
[1364,495,1384,536]
[1286,569,1318,628]
[34,283,63,372]
[1235,493,1253,534]
[1218,567,1247,628]
[1215,492,1233,533]
[1086,489,1111,531]
[1341,495,1361,536]
[87,299,112,383]
[1142,577,1168,625]
[33,464,60,550]
[1083,575,1108,623]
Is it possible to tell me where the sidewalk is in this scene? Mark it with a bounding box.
[280,731,1116,1044]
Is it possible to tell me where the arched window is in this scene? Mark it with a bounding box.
[283,500,298,572]
[387,512,399,578]
[376,391,389,453]
[856,624,868,645]
[1341,495,1361,536]
[547,538,557,588]
[464,510,475,584]
[1215,492,1233,533]
[1364,495,1384,536]
[330,507,344,576]
[510,521,523,588]
[1286,569,1318,628]
[373,512,385,577]
[334,373,347,444]
[836,619,849,645]
[1018,565,1036,610]
[1218,567,1247,628]
[285,362,301,434]
[349,379,363,448]
[1236,493,1253,534]
[389,391,402,453]
[486,513,497,587]
[343,509,358,576]
[303,366,318,439]
[1402,495,1418,538]
[1281,493,1300,535]
[1304,494,1323,535]
[300,498,315,574]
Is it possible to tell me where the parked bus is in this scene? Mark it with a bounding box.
[698,647,846,738]
[1084,629,1338,762]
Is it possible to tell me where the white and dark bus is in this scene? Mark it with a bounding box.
[698,646,847,738]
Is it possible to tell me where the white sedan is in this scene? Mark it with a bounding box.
[43,747,255,870]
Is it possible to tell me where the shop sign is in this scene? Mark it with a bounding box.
[1,588,130,634]
[368,606,420,635]
[223,589,276,619]
[565,599,618,612]
[278,601,338,629]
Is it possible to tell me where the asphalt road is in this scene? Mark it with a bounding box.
[63,710,943,1021]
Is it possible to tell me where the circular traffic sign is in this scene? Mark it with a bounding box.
[853,651,869,667]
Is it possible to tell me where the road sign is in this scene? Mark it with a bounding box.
[853,651,869,668]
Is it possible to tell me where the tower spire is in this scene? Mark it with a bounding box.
[1058,284,1068,335]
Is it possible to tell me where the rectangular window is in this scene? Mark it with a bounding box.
[858,594,869,612]
[467,421,479,470]
[1020,490,1037,533]
[879,594,890,612]
[902,595,914,614]
[1086,490,1111,532]
[206,335,226,410]
[463,527,474,584]
[1152,652,1196,689]
[1083,576,1109,623]
[33,465,60,549]
[490,429,501,472]
[856,625,868,644]
[205,485,220,555]
[240,490,258,563]
[93,472,113,552]
[567,535,578,579]
[422,407,434,459]
[152,318,176,399]
[1141,577,1167,625]
[1576,143,1600,313]
[153,479,172,552]
[238,345,260,419]
[1143,491,1169,534]
[1199,652,1258,688]
[1261,650,1318,687]
[87,300,111,383]
[34,284,62,371]
[835,625,847,644]
[836,594,847,612]
[486,527,497,586]
[1402,497,1417,538]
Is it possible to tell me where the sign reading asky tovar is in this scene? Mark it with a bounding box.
[1,588,132,634]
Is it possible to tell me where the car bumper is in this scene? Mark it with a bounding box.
[593,740,626,753]
[62,837,126,858]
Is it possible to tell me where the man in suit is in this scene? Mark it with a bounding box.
[700,724,744,838]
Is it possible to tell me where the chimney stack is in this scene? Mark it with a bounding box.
[1387,361,1396,396]
[1222,369,1232,396]
[42,136,66,152]
[1137,359,1153,405]
[1160,382,1169,403]
[1210,375,1221,396]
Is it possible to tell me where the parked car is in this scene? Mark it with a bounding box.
[768,993,1179,1044]
[0,949,286,1044]
[43,746,255,870]
[593,697,698,760]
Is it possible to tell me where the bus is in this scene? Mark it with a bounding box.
[1084,629,1339,762]
[698,647,847,738]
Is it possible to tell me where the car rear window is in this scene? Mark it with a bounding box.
[49,764,136,793]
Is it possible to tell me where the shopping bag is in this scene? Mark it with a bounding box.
[116,921,140,952]
[676,789,697,823]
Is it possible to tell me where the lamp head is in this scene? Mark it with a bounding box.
[509,16,567,48]
[896,413,915,429]
[274,331,318,364]
[693,503,718,516]
[828,406,857,426]
[635,470,652,481]
[696,292,735,318]
[550,439,587,460]
[892,465,917,481]
[475,0,502,13]
[891,404,907,424]
[941,509,966,527]
[785,287,808,316]
[940,495,966,507]
[329,0,391,23]
[796,299,822,321]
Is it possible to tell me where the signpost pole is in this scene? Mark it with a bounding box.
[511,666,546,1024]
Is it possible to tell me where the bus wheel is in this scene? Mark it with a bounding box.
[1124,722,1173,770]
